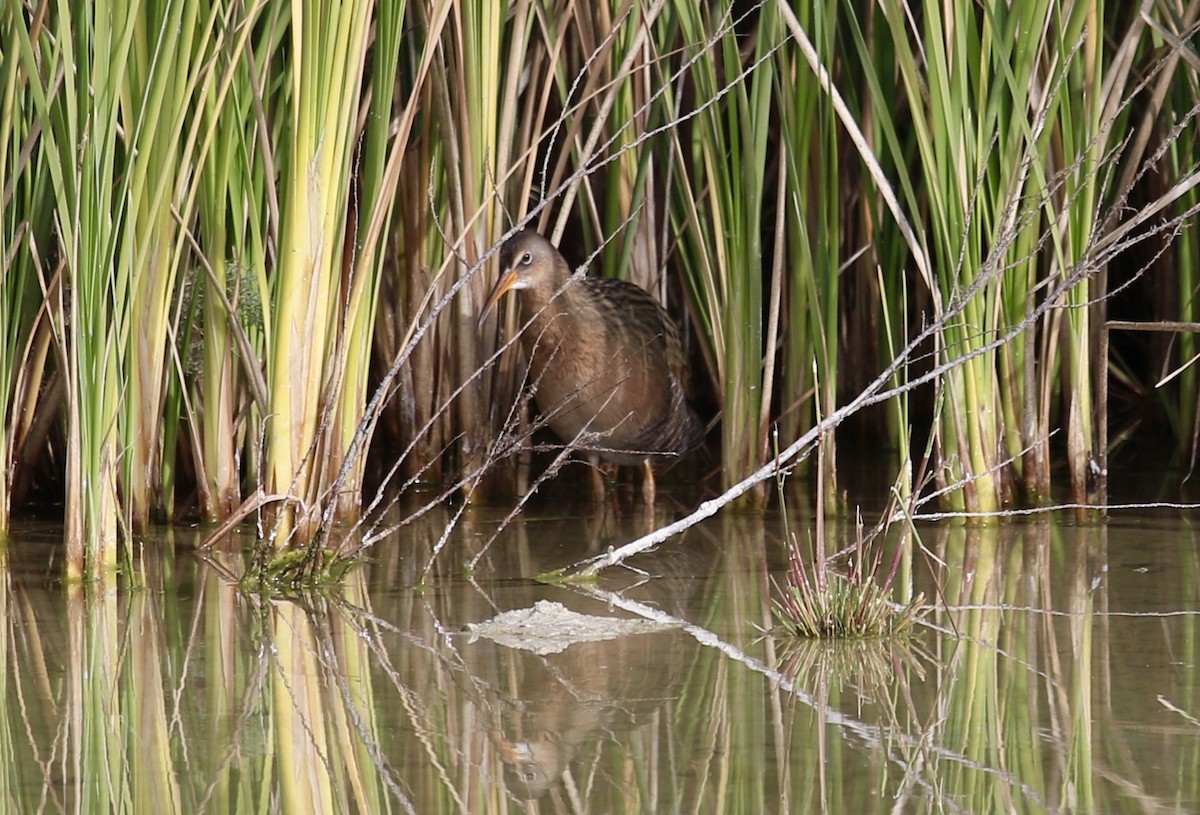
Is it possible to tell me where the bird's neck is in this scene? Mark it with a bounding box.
[517,276,596,358]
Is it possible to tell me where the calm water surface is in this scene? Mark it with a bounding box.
[2,495,1199,813]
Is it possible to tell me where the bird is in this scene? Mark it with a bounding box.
[477,230,704,502]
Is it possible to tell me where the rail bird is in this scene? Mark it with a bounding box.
[478,230,704,501]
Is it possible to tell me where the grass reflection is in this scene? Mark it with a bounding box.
[0,515,1199,811]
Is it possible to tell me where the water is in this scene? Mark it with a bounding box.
[2,500,1199,813]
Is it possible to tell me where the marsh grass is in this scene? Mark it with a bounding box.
[775,0,843,509]
[772,463,923,639]
[11,0,137,577]
[668,3,779,506]
[3,1,1200,579]
[771,532,922,639]
[767,425,922,640]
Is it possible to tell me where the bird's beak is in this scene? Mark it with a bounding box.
[477,266,519,332]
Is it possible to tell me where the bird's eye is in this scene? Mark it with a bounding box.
[521,251,533,266]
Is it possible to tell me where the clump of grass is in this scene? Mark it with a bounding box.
[771,533,922,639]
[242,545,357,598]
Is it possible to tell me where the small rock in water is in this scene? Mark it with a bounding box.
[464,599,677,655]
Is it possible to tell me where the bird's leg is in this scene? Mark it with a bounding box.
[588,453,607,504]
[641,459,656,504]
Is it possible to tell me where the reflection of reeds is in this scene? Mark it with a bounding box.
[4,516,1200,808]
[771,630,928,811]
[774,635,926,699]
[262,572,408,813]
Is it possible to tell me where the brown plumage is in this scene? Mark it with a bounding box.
[478,230,703,496]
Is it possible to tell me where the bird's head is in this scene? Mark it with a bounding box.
[477,230,568,330]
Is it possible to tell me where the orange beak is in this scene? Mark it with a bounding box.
[477,266,520,332]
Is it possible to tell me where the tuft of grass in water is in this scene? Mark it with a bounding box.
[771,533,922,639]
[243,545,358,597]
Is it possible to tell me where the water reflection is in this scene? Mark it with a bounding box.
[1,511,1199,812]
[465,614,688,800]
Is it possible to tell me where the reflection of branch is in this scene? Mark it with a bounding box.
[1157,694,1200,729]
[569,584,1048,813]
[336,596,483,811]
[306,602,418,812]
[190,602,272,811]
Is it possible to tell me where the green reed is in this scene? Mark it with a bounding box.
[425,0,528,494]
[874,0,1005,512]
[1049,2,1104,508]
[576,2,670,294]
[1165,49,1200,447]
[264,0,403,547]
[265,0,359,541]
[0,13,43,535]
[2,1,1200,570]
[857,0,1119,512]
[323,0,407,523]
[371,2,453,490]
[190,0,279,523]
[121,0,224,529]
[669,3,779,505]
[11,0,138,577]
[776,0,842,507]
